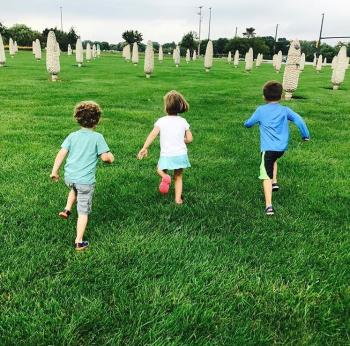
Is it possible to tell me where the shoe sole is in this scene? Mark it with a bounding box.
[59,214,68,220]
[75,246,89,251]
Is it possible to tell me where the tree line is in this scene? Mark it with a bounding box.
[117,30,350,62]
[1,23,349,61]
[0,23,110,51]
[177,31,350,62]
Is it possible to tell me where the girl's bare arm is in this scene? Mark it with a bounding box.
[137,127,160,159]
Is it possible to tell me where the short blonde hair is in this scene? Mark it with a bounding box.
[164,90,189,115]
[74,101,101,128]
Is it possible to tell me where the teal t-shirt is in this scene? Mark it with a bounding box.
[61,128,110,184]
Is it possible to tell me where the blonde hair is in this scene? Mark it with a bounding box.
[74,101,101,128]
[164,90,189,115]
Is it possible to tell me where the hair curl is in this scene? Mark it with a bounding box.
[74,101,101,128]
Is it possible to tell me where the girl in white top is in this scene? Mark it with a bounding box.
[138,90,193,204]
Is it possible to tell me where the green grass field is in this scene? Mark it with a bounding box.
[0,51,350,345]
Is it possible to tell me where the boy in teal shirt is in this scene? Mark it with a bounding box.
[50,101,114,250]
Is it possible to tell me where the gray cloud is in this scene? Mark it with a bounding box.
[1,0,349,44]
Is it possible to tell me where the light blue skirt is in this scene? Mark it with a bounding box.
[158,154,191,170]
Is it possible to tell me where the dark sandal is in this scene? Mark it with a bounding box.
[272,183,279,192]
[265,206,275,216]
[75,241,89,251]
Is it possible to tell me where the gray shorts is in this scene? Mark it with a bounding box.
[65,182,95,215]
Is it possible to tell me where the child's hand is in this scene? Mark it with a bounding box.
[137,148,148,160]
[101,152,114,164]
[50,172,60,182]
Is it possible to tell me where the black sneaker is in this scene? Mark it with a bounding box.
[75,241,89,251]
[265,206,275,216]
[272,183,279,192]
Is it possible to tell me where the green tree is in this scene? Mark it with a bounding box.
[42,27,78,51]
[261,36,275,58]
[98,41,110,50]
[6,24,40,46]
[275,38,290,55]
[319,43,337,62]
[0,22,6,35]
[199,39,209,55]
[300,40,317,61]
[224,37,269,58]
[162,42,176,54]
[122,30,143,45]
[215,38,229,54]
[243,27,256,38]
[180,31,197,55]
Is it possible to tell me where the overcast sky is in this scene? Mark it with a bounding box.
[2,0,349,44]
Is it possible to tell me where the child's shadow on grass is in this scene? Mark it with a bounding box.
[321,86,348,91]
[292,95,307,100]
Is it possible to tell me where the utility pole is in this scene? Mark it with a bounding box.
[235,26,238,38]
[60,6,63,31]
[198,6,203,56]
[208,7,212,40]
[273,24,279,54]
[317,13,325,54]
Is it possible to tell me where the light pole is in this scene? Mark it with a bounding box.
[60,6,63,31]
[235,26,238,38]
[273,23,279,54]
[198,6,203,56]
[317,13,325,54]
[208,7,212,40]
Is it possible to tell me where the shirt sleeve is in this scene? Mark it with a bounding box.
[244,108,260,128]
[286,107,310,139]
[184,119,190,130]
[96,134,110,155]
[61,134,72,151]
[154,118,162,128]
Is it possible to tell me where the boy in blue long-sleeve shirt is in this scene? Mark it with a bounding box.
[244,81,310,216]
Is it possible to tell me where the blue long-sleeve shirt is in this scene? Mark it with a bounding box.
[244,103,310,152]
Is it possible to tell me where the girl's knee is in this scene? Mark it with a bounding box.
[174,169,183,177]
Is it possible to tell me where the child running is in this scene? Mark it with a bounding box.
[244,81,310,216]
[50,101,114,250]
[137,90,193,204]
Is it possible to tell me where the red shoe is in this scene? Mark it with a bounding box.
[59,209,71,219]
[159,175,171,194]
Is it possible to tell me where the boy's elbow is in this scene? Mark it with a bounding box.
[244,121,251,128]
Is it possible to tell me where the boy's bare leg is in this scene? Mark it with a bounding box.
[174,169,183,204]
[263,179,273,208]
[75,215,88,243]
[273,162,278,184]
[65,189,76,211]
[157,168,168,178]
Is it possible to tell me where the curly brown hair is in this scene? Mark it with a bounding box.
[74,101,101,128]
[164,90,189,115]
